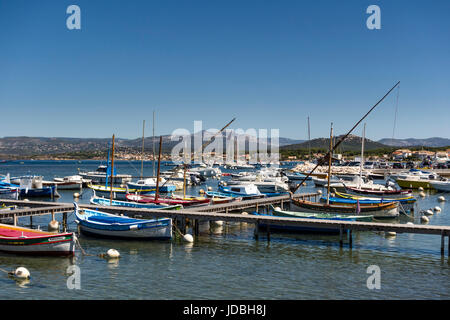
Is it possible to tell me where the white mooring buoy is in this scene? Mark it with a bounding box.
[48,220,59,232]
[421,215,429,223]
[14,267,30,280]
[385,231,396,237]
[183,233,194,243]
[207,186,213,191]
[425,209,434,216]
[106,249,120,259]
[317,189,323,195]
[434,206,442,212]
[73,192,80,198]
[419,191,426,198]
[438,196,446,202]
[418,186,424,191]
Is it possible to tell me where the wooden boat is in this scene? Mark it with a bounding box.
[272,205,373,221]
[126,193,211,207]
[90,195,183,210]
[74,203,172,240]
[290,198,399,219]
[344,185,412,198]
[327,191,416,212]
[89,184,155,200]
[250,207,371,234]
[205,191,242,204]
[0,187,19,200]
[0,223,75,256]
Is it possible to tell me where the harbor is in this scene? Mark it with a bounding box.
[1,0,450,304]
[1,158,450,299]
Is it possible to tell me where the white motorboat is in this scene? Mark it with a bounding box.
[78,165,132,186]
[429,180,450,192]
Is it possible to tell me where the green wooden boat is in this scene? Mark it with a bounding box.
[270,205,373,222]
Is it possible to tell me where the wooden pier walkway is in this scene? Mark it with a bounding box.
[1,193,450,256]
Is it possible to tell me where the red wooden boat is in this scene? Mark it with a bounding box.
[126,194,211,207]
[0,223,75,256]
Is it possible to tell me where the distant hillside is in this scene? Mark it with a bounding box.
[378,137,450,148]
[0,133,302,157]
[281,134,390,152]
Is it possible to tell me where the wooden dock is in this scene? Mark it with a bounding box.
[1,193,450,256]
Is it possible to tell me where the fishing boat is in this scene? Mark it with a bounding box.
[204,191,243,204]
[0,187,19,200]
[218,184,266,200]
[126,193,211,207]
[429,180,450,192]
[290,198,399,219]
[0,223,75,256]
[326,191,416,213]
[8,176,59,198]
[88,184,155,200]
[90,195,183,210]
[250,207,371,234]
[73,203,172,240]
[51,175,88,189]
[344,185,412,198]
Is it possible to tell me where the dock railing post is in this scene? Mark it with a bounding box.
[254,222,259,240]
[348,229,352,248]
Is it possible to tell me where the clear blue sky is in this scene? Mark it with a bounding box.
[0,0,449,141]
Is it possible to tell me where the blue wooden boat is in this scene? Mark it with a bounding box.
[90,195,183,210]
[0,188,19,200]
[73,203,172,240]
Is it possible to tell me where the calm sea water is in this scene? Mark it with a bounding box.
[1,160,449,299]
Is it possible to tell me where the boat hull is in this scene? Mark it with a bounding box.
[429,181,450,192]
[396,179,434,190]
[74,205,172,240]
[290,199,399,219]
[0,224,75,256]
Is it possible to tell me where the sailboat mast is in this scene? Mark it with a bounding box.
[307,116,311,161]
[326,123,333,205]
[109,134,115,205]
[141,120,145,180]
[359,123,366,186]
[154,136,162,201]
[152,111,156,177]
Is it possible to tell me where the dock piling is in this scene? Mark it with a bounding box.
[441,232,445,256]
[339,226,344,247]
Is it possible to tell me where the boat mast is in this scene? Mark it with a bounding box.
[291,81,400,194]
[141,120,145,180]
[154,135,162,201]
[326,123,333,205]
[307,116,311,161]
[152,111,156,177]
[359,123,366,188]
[109,134,115,205]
